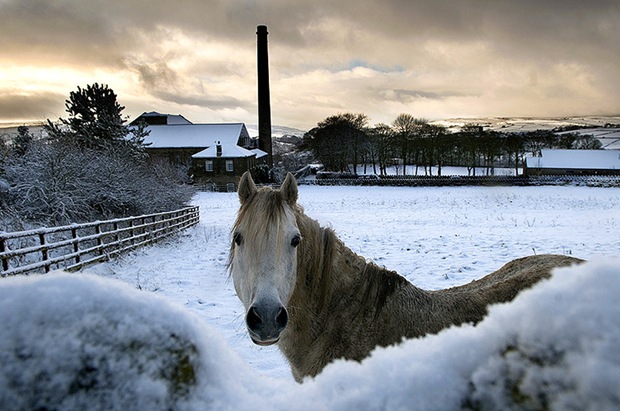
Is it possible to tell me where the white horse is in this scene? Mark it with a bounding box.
[229,172,582,382]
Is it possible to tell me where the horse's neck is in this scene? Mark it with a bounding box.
[291,212,420,318]
[294,214,362,298]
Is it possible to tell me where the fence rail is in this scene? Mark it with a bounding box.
[0,206,200,276]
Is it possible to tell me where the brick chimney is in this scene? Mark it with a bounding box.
[257,25,273,167]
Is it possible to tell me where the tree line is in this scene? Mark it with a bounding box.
[0,84,193,231]
[300,113,602,176]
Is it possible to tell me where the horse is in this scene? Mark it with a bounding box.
[229,171,582,382]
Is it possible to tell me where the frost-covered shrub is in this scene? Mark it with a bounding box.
[0,272,256,410]
[4,142,96,224]
[461,260,620,410]
[0,274,194,409]
[2,141,194,226]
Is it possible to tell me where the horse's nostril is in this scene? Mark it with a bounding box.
[246,305,287,337]
[276,307,288,330]
[246,306,262,331]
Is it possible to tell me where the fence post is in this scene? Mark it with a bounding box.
[95,223,103,255]
[0,235,9,272]
[39,232,50,273]
[143,216,148,241]
[130,219,135,246]
[113,222,119,244]
[71,227,80,265]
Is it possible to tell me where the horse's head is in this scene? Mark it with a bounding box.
[230,172,301,346]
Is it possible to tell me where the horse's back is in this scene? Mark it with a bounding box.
[457,254,583,305]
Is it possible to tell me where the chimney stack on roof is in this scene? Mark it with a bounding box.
[257,25,273,167]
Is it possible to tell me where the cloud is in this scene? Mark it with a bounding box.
[0,0,619,129]
[0,92,65,121]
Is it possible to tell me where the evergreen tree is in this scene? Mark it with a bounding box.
[45,83,148,158]
[12,126,33,156]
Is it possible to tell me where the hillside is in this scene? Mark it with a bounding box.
[3,116,620,149]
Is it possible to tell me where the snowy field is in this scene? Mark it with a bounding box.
[2,184,620,410]
[89,184,620,380]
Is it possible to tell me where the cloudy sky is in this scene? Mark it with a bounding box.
[1,0,619,130]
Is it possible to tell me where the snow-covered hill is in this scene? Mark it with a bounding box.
[431,116,620,149]
[431,115,620,132]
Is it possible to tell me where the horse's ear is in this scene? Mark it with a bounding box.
[280,172,298,205]
[238,171,258,204]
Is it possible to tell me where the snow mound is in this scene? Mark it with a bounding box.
[303,258,620,411]
[0,272,269,411]
[1,259,619,410]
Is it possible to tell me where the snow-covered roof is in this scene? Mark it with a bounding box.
[192,144,256,159]
[526,149,620,170]
[250,148,268,159]
[143,123,249,149]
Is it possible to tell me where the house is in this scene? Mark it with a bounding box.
[524,149,620,176]
[190,133,267,190]
[132,112,268,190]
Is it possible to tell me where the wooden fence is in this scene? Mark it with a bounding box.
[0,206,200,276]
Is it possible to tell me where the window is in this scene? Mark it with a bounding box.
[205,160,213,172]
[226,160,234,172]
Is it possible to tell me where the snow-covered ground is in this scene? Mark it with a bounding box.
[2,184,620,409]
[89,185,620,380]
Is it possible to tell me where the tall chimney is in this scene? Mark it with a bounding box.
[257,25,273,167]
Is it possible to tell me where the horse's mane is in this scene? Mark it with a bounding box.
[359,262,411,319]
[294,209,409,318]
[233,187,291,232]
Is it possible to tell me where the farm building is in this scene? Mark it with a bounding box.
[524,149,620,176]
[132,112,268,190]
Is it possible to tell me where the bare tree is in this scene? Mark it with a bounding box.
[368,124,394,176]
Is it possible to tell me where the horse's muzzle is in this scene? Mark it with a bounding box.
[251,337,280,346]
[246,304,288,345]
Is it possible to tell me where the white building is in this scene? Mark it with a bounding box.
[524,149,620,176]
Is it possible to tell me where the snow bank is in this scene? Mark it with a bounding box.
[1,259,619,410]
[300,258,620,411]
[0,272,276,411]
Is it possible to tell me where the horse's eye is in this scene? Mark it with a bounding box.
[291,234,301,248]
[233,232,243,246]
